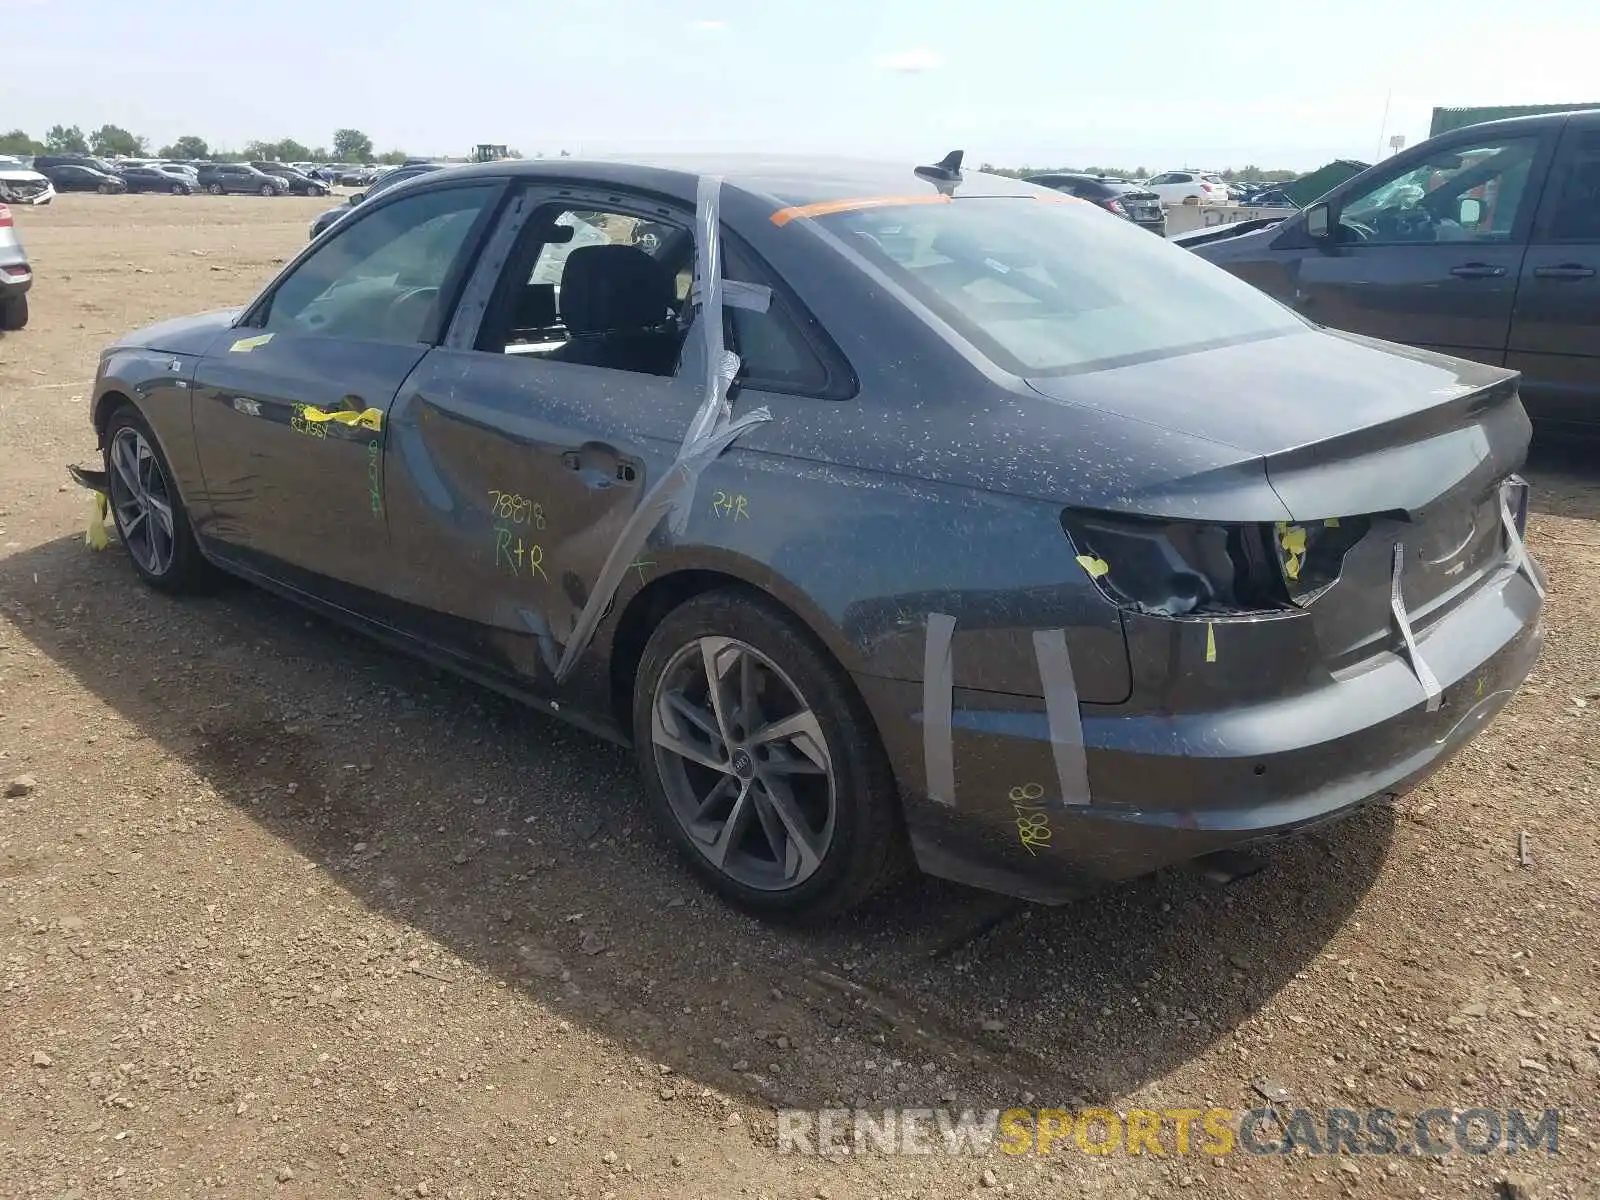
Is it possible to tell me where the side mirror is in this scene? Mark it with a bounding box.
[1306,203,1331,240]
[349,192,365,205]
[1457,197,1483,226]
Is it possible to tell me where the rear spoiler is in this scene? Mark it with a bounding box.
[1169,216,1287,249]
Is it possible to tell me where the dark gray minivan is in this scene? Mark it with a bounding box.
[1184,110,1600,431]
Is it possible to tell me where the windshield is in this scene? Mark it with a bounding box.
[816,196,1305,375]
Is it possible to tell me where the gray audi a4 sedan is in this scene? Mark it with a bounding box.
[75,154,1545,917]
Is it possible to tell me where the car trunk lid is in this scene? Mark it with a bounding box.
[1026,325,1532,666]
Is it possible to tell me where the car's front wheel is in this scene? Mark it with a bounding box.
[103,407,211,593]
[171,183,188,195]
[632,589,908,918]
[259,184,278,197]
[0,293,26,330]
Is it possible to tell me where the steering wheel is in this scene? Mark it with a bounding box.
[383,286,440,342]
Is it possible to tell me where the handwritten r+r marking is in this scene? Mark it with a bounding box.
[710,490,750,521]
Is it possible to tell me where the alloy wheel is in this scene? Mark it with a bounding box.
[651,636,836,891]
[107,427,177,577]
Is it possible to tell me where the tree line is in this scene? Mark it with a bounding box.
[0,125,410,165]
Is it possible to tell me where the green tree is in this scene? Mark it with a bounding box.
[332,128,373,162]
[89,124,145,157]
[158,135,210,160]
[45,124,89,154]
[274,138,313,162]
[377,148,408,165]
[0,130,43,156]
[311,146,328,161]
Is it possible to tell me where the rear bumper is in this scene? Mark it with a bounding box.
[857,561,1543,904]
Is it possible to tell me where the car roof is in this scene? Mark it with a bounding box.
[411,154,1044,210]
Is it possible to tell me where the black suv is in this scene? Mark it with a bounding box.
[196,162,290,196]
[1025,173,1166,234]
[1183,108,1600,431]
[248,162,330,196]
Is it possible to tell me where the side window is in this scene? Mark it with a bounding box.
[1147,173,1174,185]
[722,247,842,397]
[479,202,690,378]
[1541,128,1600,241]
[1339,137,1541,244]
[258,184,496,344]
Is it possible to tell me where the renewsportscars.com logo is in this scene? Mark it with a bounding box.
[775,1107,1562,1158]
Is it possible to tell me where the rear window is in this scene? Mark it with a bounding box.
[815,197,1305,376]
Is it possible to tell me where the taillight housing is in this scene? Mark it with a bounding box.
[1103,197,1127,216]
[1062,511,1290,617]
[0,204,11,227]
[1063,510,1371,616]
[1275,517,1372,606]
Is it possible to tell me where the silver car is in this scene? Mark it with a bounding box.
[0,201,31,330]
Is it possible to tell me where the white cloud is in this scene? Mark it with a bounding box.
[875,47,944,73]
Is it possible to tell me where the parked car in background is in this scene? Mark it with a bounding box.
[248,162,331,196]
[1183,108,1600,431]
[196,163,290,196]
[1024,172,1166,234]
[32,153,120,176]
[1144,170,1227,204]
[308,161,447,239]
[116,165,195,194]
[0,156,55,206]
[40,163,127,193]
[0,202,30,329]
[81,155,1544,917]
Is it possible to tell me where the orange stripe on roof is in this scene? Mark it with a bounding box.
[771,190,1083,226]
[770,193,953,226]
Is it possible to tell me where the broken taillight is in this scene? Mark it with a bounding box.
[1275,517,1372,606]
[1103,197,1127,216]
[1061,511,1291,617]
[0,204,12,227]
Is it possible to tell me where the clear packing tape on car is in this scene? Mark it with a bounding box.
[551,175,772,684]
[922,614,1093,810]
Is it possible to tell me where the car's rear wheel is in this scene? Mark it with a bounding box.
[632,589,908,918]
[103,408,211,593]
[207,183,224,195]
[0,293,26,331]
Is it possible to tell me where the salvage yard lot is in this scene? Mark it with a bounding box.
[1,194,1597,1199]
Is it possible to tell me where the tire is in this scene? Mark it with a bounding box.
[208,183,224,195]
[259,184,278,197]
[171,183,186,195]
[97,183,112,194]
[631,589,909,918]
[102,406,213,593]
[0,292,26,331]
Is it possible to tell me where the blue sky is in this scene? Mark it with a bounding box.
[6,0,1599,169]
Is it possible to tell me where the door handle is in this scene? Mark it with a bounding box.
[1531,263,1596,280]
[1448,263,1507,279]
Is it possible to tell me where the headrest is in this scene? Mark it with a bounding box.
[558,244,674,336]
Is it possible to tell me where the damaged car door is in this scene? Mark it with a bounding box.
[382,188,700,692]
[189,181,502,597]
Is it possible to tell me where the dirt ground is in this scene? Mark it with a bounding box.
[1,194,1597,1200]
